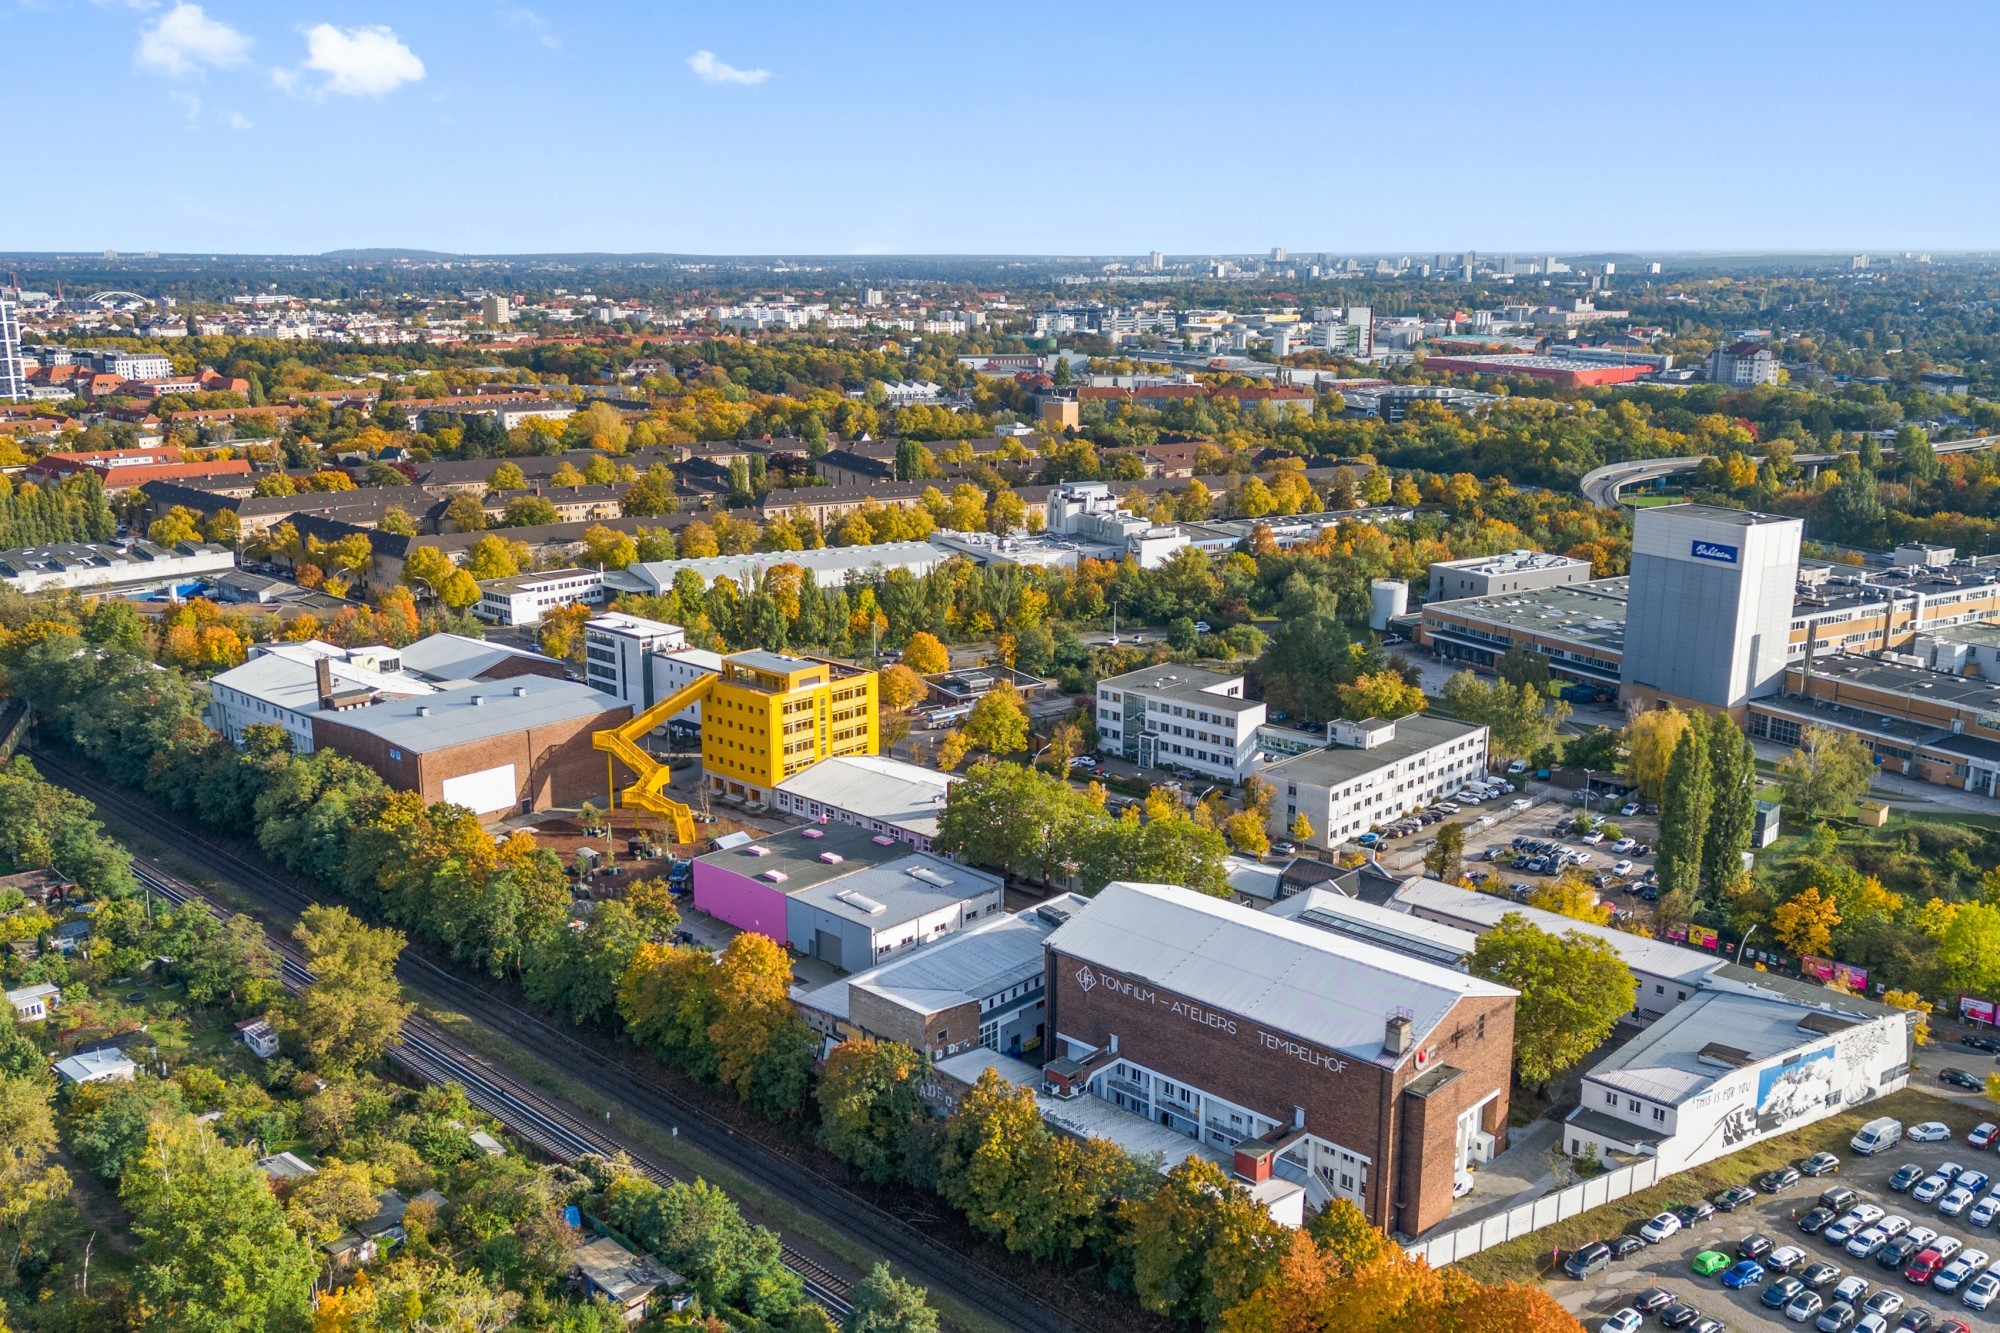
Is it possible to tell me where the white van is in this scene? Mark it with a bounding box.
[1851,1116,1903,1155]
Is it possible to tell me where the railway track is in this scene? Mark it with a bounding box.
[126,854,858,1318]
[41,750,1082,1333]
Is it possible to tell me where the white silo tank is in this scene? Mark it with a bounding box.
[1369,579,1408,631]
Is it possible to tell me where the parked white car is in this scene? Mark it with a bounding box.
[1639,1212,1683,1243]
[1970,1194,2000,1228]
[1581,830,1605,844]
[1599,1310,1643,1333]
[1934,1247,1989,1293]
[1910,1122,1953,1143]
[1611,837,1637,853]
[1963,1271,2000,1310]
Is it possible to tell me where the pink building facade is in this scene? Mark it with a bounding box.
[690,858,790,942]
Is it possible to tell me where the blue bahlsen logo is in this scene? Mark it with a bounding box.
[1691,540,1739,564]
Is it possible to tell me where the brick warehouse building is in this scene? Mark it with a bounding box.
[1040,882,1517,1236]
[311,676,630,816]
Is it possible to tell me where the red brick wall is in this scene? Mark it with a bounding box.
[1045,947,1514,1231]
[313,702,629,814]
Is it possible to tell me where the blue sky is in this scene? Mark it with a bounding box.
[3,1,1994,256]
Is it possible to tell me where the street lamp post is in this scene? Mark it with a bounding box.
[1736,924,1759,967]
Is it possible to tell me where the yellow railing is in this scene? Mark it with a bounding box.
[590,673,718,845]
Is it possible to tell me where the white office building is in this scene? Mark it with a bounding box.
[1567,990,1910,1173]
[475,567,606,627]
[1259,716,1489,847]
[580,612,722,729]
[1042,482,1190,570]
[1094,665,1267,780]
[0,300,25,402]
[1705,342,1778,387]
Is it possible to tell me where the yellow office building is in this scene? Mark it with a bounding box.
[701,650,878,803]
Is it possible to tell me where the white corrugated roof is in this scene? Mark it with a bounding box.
[1391,876,1720,986]
[775,755,957,837]
[1044,882,1511,1064]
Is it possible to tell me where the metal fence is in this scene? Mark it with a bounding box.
[1404,1156,1663,1267]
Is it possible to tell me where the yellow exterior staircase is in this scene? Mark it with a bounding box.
[590,673,718,845]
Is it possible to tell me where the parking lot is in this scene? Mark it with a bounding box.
[1371,780,1664,915]
[1560,1109,2000,1331]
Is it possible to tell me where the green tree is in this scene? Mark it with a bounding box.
[1439,671,1570,759]
[1080,812,1231,896]
[161,910,281,1011]
[1702,714,1758,895]
[523,899,647,1026]
[279,905,415,1075]
[1928,902,2000,997]
[936,1070,1132,1262]
[622,462,680,517]
[844,1264,939,1333]
[0,1072,69,1285]
[1656,719,1712,917]
[934,762,1104,883]
[817,1040,932,1185]
[961,682,1029,756]
[1495,644,1551,692]
[502,494,560,528]
[122,1116,317,1332]
[1777,724,1875,823]
[1469,913,1635,1087]
[1120,1155,1287,1327]
[599,1173,803,1318]
[443,491,488,531]
[1423,823,1464,882]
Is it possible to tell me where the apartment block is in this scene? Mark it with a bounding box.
[1260,716,1490,846]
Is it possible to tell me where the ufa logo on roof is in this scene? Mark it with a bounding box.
[1074,965,1097,994]
[1690,540,1739,564]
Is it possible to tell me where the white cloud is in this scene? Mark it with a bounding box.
[227,110,253,129]
[505,6,559,50]
[168,89,201,122]
[686,49,769,86]
[135,3,251,77]
[279,22,426,98]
